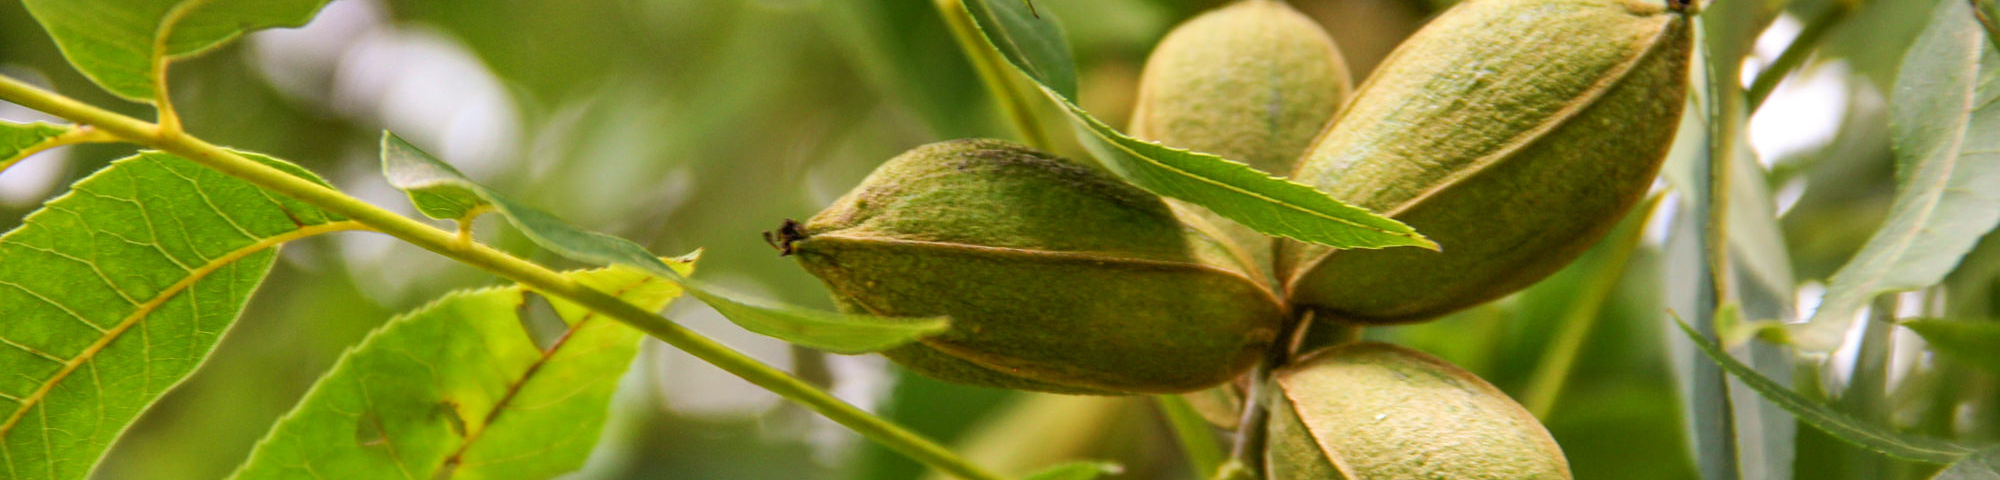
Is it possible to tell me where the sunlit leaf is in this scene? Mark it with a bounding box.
[1791,0,2000,350]
[1673,315,1976,464]
[378,132,947,354]
[0,151,346,480]
[1935,448,2000,480]
[0,121,75,173]
[957,0,1433,251]
[229,260,691,479]
[1901,319,2000,376]
[1024,461,1121,480]
[21,0,334,101]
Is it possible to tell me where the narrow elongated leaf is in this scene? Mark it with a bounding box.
[1791,0,2000,350]
[1024,462,1121,480]
[1673,316,1977,464]
[228,261,689,480]
[22,0,334,102]
[1936,448,2000,480]
[957,0,1432,251]
[0,151,346,480]
[380,134,491,221]
[966,0,1075,100]
[0,121,75,173]
[1901,319,2000,376]
[379,132,947,354]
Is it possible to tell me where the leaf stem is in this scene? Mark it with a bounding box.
[1225,310,1325,478]
[1745,0,1857,113]
[0,74,1008,480]
[934,0,1055,151]
[1689,18,1743,478]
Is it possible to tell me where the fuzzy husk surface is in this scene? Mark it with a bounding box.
[1269,342,1571,479]
[791,139,1284,394]
[1129,0,1353,279]
[1129,0,1352,176]
[1280,0,1692,324]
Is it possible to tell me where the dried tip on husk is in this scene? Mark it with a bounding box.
[786,139,1284,394]
[1268,342,1571,480]
[1281,0,1693,324]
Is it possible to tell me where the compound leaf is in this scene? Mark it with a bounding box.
[21,0,334,101]
[0,151,346,480]
[229,260,692,480]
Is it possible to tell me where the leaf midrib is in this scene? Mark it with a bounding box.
[1815,25,1987,327]
[0,220,361,438]
[961,0,1426,248]
[430,275,661,478]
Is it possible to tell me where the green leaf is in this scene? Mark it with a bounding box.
[1936,448,2000,480]
[229,260,690,479]
[1024,461,1121,480]
[1790,0,2000,351]
[378,132,947,354]
[1974,0,2000,52]
[0,151,345,480]
[0,121,76,173]
[21,0,334,102]
[956,0,1433,251]
[1901,319,2000,376]
[1672,315,1977,464]
[964,0,1075,100]
[380,133,491,221]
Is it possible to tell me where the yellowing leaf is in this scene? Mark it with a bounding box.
[230,260,694,480]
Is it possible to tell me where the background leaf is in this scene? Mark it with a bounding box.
[20,0,334,101]
[958,0,1432,251]
[1901,319,2000,376]
[1674,316,1977,464]
[1791,0,2000,350]
[229,260,691,480]
[1936,448,2000,480]
[378,132,947,354]
[380,133,489,221]
[0,151,345,480]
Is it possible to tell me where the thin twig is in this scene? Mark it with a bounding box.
[0,74,1010,480]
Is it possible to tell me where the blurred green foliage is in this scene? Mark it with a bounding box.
[1,0,1995,478]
